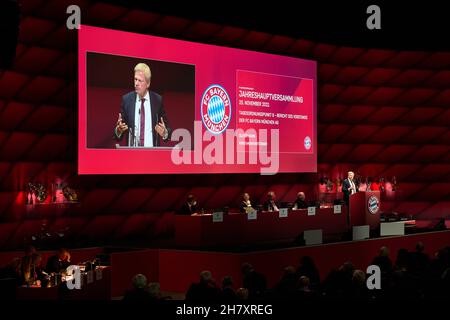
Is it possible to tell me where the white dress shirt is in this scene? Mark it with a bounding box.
[349,179,356,194]
[134,91,153,147]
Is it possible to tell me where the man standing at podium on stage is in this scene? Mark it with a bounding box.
[343,171,358,207]
[114,63,171,147]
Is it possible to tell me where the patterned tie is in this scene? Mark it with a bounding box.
[139,98,145,146]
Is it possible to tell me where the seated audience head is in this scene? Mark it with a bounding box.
[243,193,250,202]
[200,270,212,283]
[284,266,296,276]
[380,246,390,257]
[241,262,254,276]
[352,270,366,287]
[222,276,233,288]
[416,241,425,253]
[236,287,249,300]
[147,282,161,299]
[132,273,147,289]
[298,276,310,290]
[340,261,355,276]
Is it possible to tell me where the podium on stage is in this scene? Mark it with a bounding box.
[349,191,380,230]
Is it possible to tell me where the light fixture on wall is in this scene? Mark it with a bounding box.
[63,185,78,202]
[27,182,47,203]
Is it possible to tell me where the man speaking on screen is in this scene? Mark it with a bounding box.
[114,63,172,147]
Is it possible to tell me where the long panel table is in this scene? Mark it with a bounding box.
[175,207,348,247]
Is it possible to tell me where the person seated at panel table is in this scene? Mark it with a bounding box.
[239,193,254,213]
[45,248,71,274]
[263,191,279,212]
[20,253,47,286]
[178,194,198,215]
[16,245,38,282]
[293,192,308,210]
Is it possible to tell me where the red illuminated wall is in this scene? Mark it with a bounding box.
[0,0,449,249]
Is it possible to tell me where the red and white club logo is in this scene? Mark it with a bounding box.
[367,196,380,214]
[201,84,232,135]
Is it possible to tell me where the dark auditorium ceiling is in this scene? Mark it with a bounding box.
[106,1,450,51]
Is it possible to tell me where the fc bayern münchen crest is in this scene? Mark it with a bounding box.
[201,84,232,135]
[367,195,380,214]
[304,136,311,150]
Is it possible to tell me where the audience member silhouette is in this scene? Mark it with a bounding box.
[241,263,267,299]
[219,276,237,301]
[235,287,249,300]
[185,271,221,301]
[272,266,297,299]
[296,275,319,300]
[296,256,320,290]
[371,246,393,275]
[409,242,430,275]
[123,274,153,301]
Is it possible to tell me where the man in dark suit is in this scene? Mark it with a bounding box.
[263,191,279,212]
[45,248,71,274]
[239,192,253,213]
[293,192,308,210]
[114,63,171,147]
[178,194,198,215]
[342,171,358,207]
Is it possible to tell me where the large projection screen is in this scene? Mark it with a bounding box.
[78,25,317,175]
